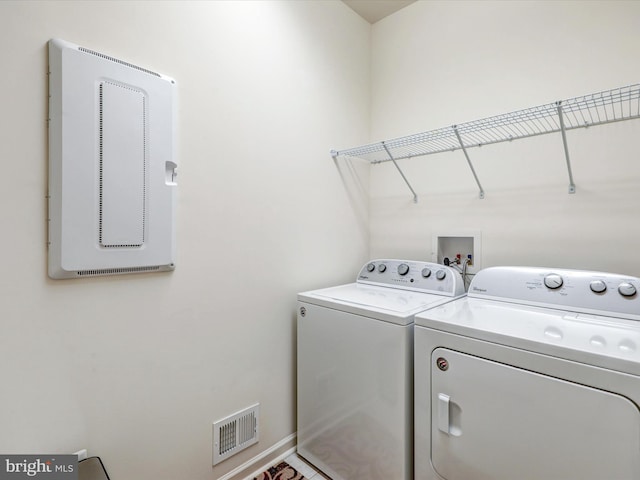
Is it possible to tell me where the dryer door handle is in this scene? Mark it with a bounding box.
[437,393,450,434]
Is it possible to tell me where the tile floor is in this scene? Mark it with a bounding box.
[283,453,330,480]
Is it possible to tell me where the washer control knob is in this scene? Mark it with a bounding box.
[378,263,387,273]
[421,268,432,278]
[589,280,607,294]
[398,263,410,276]
[366,263,375,272]
[436,269,447,280]
[618,282,637,297]
[544,274,563,289]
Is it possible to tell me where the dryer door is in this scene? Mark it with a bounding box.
[431,348,640,480]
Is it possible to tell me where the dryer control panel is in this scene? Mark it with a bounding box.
[469,266,639,320]
[357,259,465,297]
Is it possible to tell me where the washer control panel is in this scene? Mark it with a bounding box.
[357,259,465,297]
[469,266,639,320]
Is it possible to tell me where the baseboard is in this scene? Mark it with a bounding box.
[217,432,297,480]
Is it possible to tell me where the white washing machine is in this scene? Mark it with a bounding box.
[297,259,465,480]
[414,266,640,480]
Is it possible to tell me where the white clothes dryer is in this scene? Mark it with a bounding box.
[298,259,465,480]
[414,266,640,480]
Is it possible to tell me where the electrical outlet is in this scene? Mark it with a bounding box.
[74,449,88,461]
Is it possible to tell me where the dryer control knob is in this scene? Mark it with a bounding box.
[436,269,447,280]
[366,263,375,272]
[618,282,637,297]
[398,263,410,276]
[378,263,387,273]
[544,273,563,289]
[590,280,607,294]
[422,268,432,278]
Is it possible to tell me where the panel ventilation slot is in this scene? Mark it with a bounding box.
[98,81,147,248]
[76,266,161,276]
[213,403,259,466]
[78,47,161,77]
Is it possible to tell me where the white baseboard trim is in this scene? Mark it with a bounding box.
[243,444,297,480]
[217,432,297,480]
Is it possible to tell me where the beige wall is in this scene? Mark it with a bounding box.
[368,0,640,276]
[0,1,370,479]
[5,0,638,478]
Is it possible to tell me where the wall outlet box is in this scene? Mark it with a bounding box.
[48,38,178,279]
[432,233,481,275]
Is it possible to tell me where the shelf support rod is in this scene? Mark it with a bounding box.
[556,101,576,194]
[382,141,418,203]
[453,126,485,199]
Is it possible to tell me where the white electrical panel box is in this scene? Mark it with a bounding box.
[48,38,177,279]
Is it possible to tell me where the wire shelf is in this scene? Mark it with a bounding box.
[331,84,640,201]
[333,84,640,164]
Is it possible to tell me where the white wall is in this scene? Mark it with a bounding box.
[0,1,370,479]
[8,1,638,477]
[369,0,640,276]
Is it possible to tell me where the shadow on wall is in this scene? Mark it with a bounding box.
[332,156,369,239]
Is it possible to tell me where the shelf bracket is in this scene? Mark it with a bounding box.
[556,101,576,194]
[382,141,418,203]
[453,126,485,199]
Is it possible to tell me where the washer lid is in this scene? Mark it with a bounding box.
[299,283,459,325]
[416,297,640,375]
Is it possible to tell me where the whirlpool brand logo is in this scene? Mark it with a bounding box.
[0,456,76,479]
[471,286,487,293]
